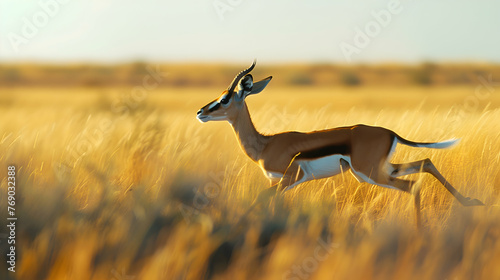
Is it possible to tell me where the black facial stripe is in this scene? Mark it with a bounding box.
[296,144,350,159]
[208,102,220,112]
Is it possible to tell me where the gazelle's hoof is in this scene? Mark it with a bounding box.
[463,197,484,206]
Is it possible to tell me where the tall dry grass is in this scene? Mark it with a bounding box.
[0,86,499,280]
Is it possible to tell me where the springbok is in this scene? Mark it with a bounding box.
[196,61,483,227]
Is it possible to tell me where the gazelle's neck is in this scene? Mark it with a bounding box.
[230,103,269,162]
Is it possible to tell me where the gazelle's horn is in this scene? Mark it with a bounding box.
[227,60,256,97]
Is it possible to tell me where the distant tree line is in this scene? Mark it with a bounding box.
[0,62,498,87]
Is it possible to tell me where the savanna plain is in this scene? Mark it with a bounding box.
[0,84,499,280]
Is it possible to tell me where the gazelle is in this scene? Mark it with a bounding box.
[196,61,484,227]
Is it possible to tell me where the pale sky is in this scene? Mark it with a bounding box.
[0,0,499,64]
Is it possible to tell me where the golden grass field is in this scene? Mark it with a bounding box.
[1,85,500,280]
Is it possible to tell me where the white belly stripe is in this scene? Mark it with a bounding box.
[263,154,398,191]
[299,154,349,181]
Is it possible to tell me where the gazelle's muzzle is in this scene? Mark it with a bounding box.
[196,108,209,123]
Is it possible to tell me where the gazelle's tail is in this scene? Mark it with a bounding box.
[396,136,460,149]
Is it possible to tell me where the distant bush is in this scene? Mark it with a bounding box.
[289,73,314,85]
[341,72,361,86]
[3,68,21,83]
[412,63,435,85]
[1,63,499,87]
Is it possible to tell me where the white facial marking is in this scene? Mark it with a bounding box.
[208,101,219,110]
[218,94,232,105]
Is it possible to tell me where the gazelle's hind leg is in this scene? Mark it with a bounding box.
[347,131,424,227]
[349,167,422,228]
[387,177,421,229]
[390,159,484,206]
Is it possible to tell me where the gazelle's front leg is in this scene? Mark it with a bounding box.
[235,172,300,226]
[231,166,302,235]
[279,167,306,192]
[386,177,422,229]
[232,185,277,232]
[244,157,305,216]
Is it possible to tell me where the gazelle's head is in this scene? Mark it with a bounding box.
[196,61,272,123]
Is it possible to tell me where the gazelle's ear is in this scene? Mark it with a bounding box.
[248,76,272,96]
[238,74,253,98]
[239,75,272,99]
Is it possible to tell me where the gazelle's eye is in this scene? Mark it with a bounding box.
[221,97,230,104]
